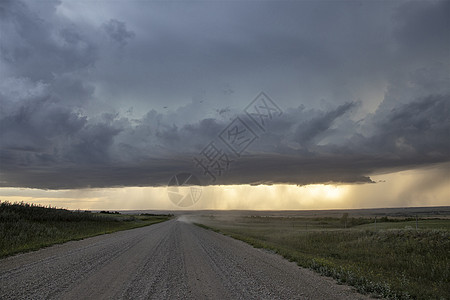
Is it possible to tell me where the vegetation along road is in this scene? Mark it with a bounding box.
[0,218,370,299]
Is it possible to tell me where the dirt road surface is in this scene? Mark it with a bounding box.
[0,219,371,299]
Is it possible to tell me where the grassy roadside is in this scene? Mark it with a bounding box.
[194,216,450,299]
[0,202,172,258]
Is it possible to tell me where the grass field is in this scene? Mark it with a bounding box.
[0,202,172,258]
[195,213,450,299]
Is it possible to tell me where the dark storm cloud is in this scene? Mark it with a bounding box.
[0,0,449,189]
[394,0,450,58]
[103,19,135,47]
[0,0,97,81]
[295,102,356,144]
[1,94,448,189]
[350,97,450,162]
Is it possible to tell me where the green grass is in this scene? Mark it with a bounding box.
[195,216,450,299]
[0,202,172,258]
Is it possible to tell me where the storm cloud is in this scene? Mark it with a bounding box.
[0,0,449,189]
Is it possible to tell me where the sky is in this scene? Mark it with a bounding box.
[0,0,449,210]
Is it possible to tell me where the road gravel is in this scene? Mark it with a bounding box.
[0,218,371,299]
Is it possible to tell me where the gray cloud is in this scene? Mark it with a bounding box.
[103,19,135,47]
[356,95,450,163]
[1,94,448,189]
[0,0,449,189]
[393,0,450,59]
[0,0,97,81]
[295,102,356,144]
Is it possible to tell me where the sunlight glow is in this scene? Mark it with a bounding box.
[0,163,448,210]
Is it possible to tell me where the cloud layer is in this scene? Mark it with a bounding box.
[0,0,449,189]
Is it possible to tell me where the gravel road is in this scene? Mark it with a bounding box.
[0,218,371,299]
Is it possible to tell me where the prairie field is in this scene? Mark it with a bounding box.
[194,208,450,299]
[0,202,172,258]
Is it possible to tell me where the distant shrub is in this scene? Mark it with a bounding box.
[140,213,174,217]
[99,210,121,215]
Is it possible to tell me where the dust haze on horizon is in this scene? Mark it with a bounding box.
[0,0,449,210]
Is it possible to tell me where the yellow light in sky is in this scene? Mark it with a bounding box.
[306,184,344,200]
[0,162,448,210]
